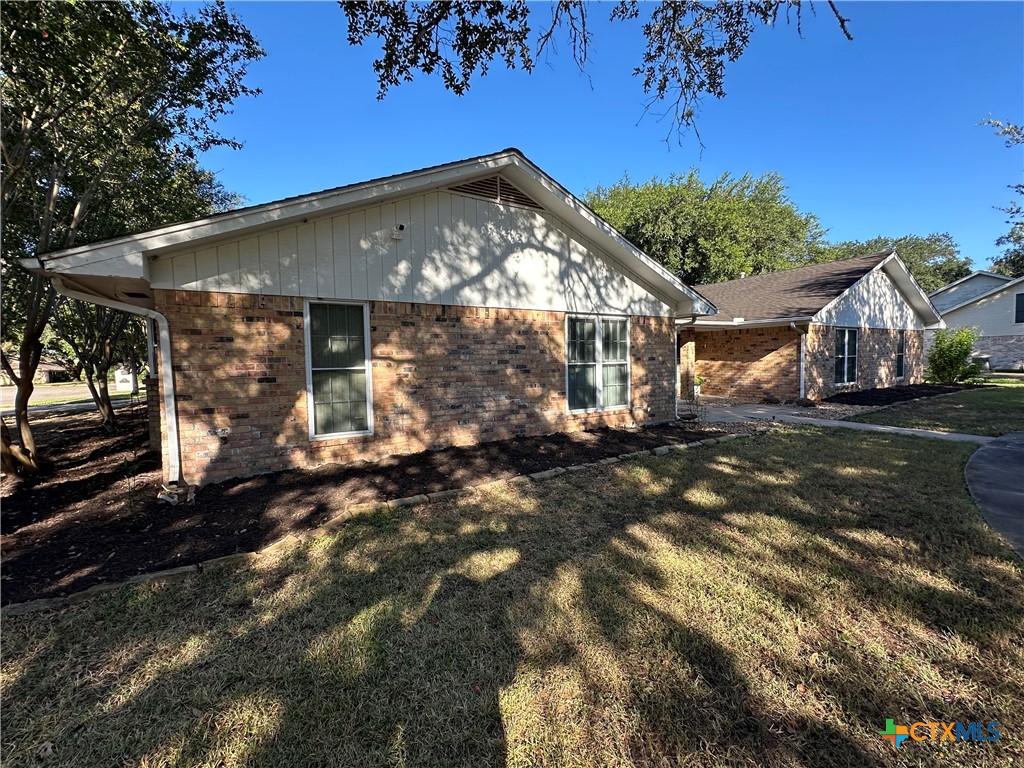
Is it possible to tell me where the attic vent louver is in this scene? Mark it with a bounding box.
[448,176,542,210]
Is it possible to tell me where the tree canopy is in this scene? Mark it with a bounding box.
[1,0,262,471]
[586,171,828,285]
[586,174,971,292]
[341,1,853,140]
[984,119,1024,278]
[820,234,971,293]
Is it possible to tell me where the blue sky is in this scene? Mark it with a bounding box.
[199,1,1024,270]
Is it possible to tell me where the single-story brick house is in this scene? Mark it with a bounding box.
[25,149,716,486]
[928,271,1024,370]
[677,251,943,401]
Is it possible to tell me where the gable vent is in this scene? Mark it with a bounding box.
[448,176,542,210]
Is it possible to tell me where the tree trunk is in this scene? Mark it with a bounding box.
[95,367,118,433]
[12,345,41,472]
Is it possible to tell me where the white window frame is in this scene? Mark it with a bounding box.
[835,327,858,386]
[895,329,906,380]
[565,314,631,414]
[304,299,374,441]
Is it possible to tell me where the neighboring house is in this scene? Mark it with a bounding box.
[928,271,1024,370]
[677,251,943,401]
[24,149,715,487]
[0,358,74,387]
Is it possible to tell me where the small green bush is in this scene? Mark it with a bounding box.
[927,327,983,383]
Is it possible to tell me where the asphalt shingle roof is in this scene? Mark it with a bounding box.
[695,251,894,322]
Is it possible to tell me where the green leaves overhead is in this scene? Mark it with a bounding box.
[586,171,827,285]
[341,1,853,140]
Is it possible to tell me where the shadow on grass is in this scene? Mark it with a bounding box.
[3,428,1022,767]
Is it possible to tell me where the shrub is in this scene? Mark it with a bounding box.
[927,327,983,383]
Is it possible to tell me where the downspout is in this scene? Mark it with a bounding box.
[790,322,807,399]
[52,277,182,483]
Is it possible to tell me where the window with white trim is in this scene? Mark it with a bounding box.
[896,330,906,379]
[567,316,629,411]
[307,302,371,436]
[1015,293,1024,324]
[834,327,858,385]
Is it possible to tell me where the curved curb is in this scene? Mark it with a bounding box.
[964,431,1024,559]
[2,430,759,617]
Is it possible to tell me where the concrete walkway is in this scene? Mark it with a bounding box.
[702,403,995,444]
[965,432,1024,558]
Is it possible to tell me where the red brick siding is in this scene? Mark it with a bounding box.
[153,290,676,485]
[805,325,924,400]
[680,327,801,400]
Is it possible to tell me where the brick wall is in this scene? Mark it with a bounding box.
[680,327,801,400]
[153,289,676,485]
[145,377,161,452]
[805,325,924,400]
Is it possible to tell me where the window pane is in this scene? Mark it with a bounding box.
[835,356,846,383]
[897,330,905,355]
[568,364,596,410]
[846,355,857,383]
[835,330,846,358]
[603,363,628,406]
[1016,294,1024,324]
[568,318,596,363]
[602,319,627,362]
[312,304,365,368]
[312,369,368,434]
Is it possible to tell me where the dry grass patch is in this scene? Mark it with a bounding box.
[3,428,1022,767]
[849,377,1024,436]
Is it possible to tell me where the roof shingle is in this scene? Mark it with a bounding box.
[695,251,894,322]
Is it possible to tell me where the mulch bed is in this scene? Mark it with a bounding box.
[822,383,984,407]
[1,407,716,606]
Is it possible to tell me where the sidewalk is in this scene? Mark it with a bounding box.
[965,432,1024,558]
[701,403,995,444]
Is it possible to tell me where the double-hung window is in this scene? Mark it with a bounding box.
[567,316,629,411]
[1015,293,1024,324]
[307,302,372,437]
[834,327,858,385]
[896,330,906,379]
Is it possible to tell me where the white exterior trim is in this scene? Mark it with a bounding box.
[564,313,631,414]
[25,149,716,319]
[303,299,375,442]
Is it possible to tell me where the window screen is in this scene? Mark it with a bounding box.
[309,303,369,435]
[896,330,906,379]
[567,316,629,410]
[835,328,858,385]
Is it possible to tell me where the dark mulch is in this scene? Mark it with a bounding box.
[1,407,716,606]
[822,383,985,407]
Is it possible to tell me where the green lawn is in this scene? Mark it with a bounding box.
[848,378,1024,436]
[2,428,1022,767]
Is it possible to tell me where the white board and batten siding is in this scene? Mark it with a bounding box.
[815,268,925,330]
[150,190,673,317]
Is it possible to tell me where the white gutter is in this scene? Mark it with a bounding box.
[677,315,814,329]
[790,322,808,399]
[52,277,182,483]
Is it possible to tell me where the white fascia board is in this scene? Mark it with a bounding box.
[937,274,1024,314]
[928,270,1013,297]
[677,315,813,328]
[502,157,718,317]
